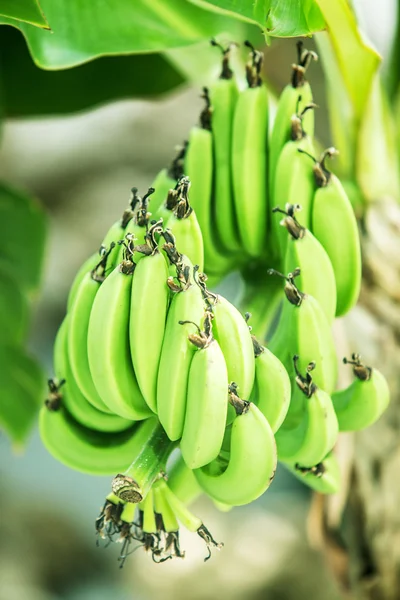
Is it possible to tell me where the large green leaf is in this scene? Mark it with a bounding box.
[0,0,243,70]
[0,344,45,445]
[189,0,325,37]
[0,183,47,293]
[0,262,29,344]
[0,0,49,28]
[0,26,185,116]
[315,0,381,120]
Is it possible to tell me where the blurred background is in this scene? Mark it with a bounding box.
[0,1,398,598]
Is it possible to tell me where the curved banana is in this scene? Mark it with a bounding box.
[249,335,291,433]
[267,270,338,394]
[276,357,338,466]
[231,42,268,258]
[269,41,317,197]
[184,89,234,280]
[306,148,362,317]
[284,450,340,494]
[282,219,337,323]
[68,252,114,413]
[332,354,390,431]
[39,405,139,476]
[130,223,170,413]
[167,453,202,506]
[165,176,204,272]
[87,258,152,420]
[205,286,255,402]
[66,252,99,312]
[54,317,132,432]
[194,389,277,506]
[209,40,240,254]
[157,263,205,441]
[271,127,315,261]
[180,312,228,469]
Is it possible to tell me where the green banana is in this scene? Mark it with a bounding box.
[249,335,291,433]
[276,357,339,466]
[194,388,277,506]
[209,40,240,254]
[282,216,337,323]
[184,89,234,280]
[180,311,228,469]
[332,354,390,431]
[201,280,255,402]
[157,262,205,441]
[271,105,316,260]
[68,249,115,413]
[54,317,132,432]
[269,41,317,198]
[87,252,152,420]
[267,270,338,394]
[66,252,100,312]
[284,450,340,494]
[167,453,202,506]
[165,176,204,271]
[39,405,139,476]
[231,41,268,258]
[129,222,169,413]
[304,147,362,317]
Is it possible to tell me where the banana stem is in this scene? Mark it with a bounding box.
[112,418,176,503]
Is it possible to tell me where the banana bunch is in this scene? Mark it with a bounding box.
[39,39,392,565]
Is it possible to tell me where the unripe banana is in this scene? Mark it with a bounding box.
[282,218,337,323]
[194,388,277,506]
[267,270,338,394]
[165,176,204,272]
[276,357,339,466]
[53,317,132,432]
[157,262,205,441]
[209,40,241,254]
[180,311,229,469]
[129,223,170,414]
[269,41,317,197]
[184,89,234,280]
[232,42,268,258]
[249,335,291,433]
[87,256,152,420]
[332,354,390,431]
[66,252,99,312]
[284,450,340,494]
[202,282,255,402]
[167,453,202,506]
[39,405,139,476]
[305,147,362,317]
[271,121,315,260]
[68,249,116,413]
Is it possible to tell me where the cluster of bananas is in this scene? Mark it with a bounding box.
[40,41,390,564]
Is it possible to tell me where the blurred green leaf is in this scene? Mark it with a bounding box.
[0,26,186,116]
[357,77,400,203]
[189,0,325,37]
[0,345,45,445]
[315,0,381,120]
[0,0,49,28]
[0,0,242,70]
[0,182,47,293]
[0,263,29,344]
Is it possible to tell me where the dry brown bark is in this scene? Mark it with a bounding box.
[309,200,400,600]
